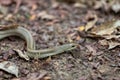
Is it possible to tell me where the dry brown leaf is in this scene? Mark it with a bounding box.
[43,76,52,80]
[111,0,120,13]
[46,57,52,63]
[108,40,120,49]
[98,64,112,74]
[74,3,87,8]
[99,39,120,49]
[77,26,85,31]
[90,20,120,36]
[67,32,77,42]
[85,15,98,31]
[99,39,108,46]
[37,11,56,20]
[94,1,104,9]
[93,27,114,36]
[26,71,47,80]
[13,49,29,61]
[85,45,97,55]
[67,35,73,42]
[30,14,36,21]
[103,35,120,39]
[76,36,81,41]
[0,61,19,77]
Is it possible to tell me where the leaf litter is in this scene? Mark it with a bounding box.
[0,61,18,77]
[0,0,120,80]
[85,19,120,49]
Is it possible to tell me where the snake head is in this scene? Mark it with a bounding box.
[67,43,78,50]
[58,43,78,51]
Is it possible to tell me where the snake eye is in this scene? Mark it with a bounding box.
[72,45,75,47]
[71,43,78,48]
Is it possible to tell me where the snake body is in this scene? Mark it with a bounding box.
[0,26,77,59]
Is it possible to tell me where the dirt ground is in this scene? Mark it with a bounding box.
[0,0,120,80]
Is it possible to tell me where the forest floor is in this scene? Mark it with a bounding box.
[0,0,120,80]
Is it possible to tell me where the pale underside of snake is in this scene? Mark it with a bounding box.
[0,26,77,60]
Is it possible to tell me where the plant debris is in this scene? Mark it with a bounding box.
[0,0,120,80]
[0,61,18,77]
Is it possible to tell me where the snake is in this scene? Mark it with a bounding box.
[0,26,77,59]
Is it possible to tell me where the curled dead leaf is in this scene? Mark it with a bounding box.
[85,15,98,31]
[0,61,19,77]
[13,49,29,61]
[90,20,120,36]
[99,39,120,49]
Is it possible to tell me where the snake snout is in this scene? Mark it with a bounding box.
[70,43,78,48]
